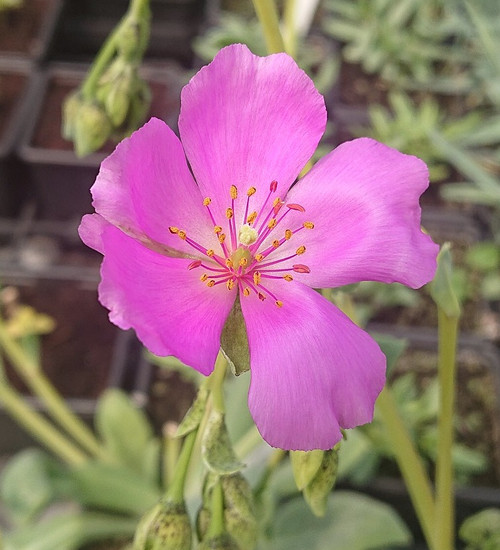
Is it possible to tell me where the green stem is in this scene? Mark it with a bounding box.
[435,309,459,550]
[377,388,437,550]
[0,321,107,460]
[252,0,286,53]
[163,421,181,490]
[209,352,227,414]
[283,0,297,57]
[166,429,198,503]
[207,481,225,537]
[0,382,87,466]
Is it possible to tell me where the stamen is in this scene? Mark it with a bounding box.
[285,229,292,240]
[243,288,251,297]
[169,226,179,234]
[276,300,283,308]
[293,264,311,273]
[178,231,187,240]
[303,221,314,229]
[218,233,226,243]
[226,279,235,290]
[214,225,222,233]
[284,274,293,281]
[203,197,211,206]
[258,293,266,301]
[272,240,280,248]
[270,180,278,192]
[268,218,277,229]
[206,249,215,257]
[200,274,208,281]
[254,180,278,227]
[296,245,306,255]
[225,259,233,268]
[247,211,257,224]
[230,185,238,199]
[207,280,216,287]
[255,254,264,262]
[239,258,248,267]
[247,186,256,196]
[226,208,233,219]
[188,260,202,270]
[287,203,306,212]
[253,271,261,285]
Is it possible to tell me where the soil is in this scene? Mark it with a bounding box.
[3,279,116,399]
[31,72,181,152]
[0,0,53,56]
[0,71,27,146]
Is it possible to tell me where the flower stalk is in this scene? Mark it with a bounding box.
[0,319,107,461]
[252,0,285,53]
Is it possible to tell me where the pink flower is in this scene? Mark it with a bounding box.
[79,44,438,451]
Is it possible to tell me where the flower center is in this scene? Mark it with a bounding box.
[169,181,314,307]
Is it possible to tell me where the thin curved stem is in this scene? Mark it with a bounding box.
[252,0,285,54]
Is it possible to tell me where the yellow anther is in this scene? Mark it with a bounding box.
[268,218,277,229]
[272,240,280,248]
[304,221,315,229]
[230,185,238,199]
[239,257,248,267]
[225,258,233,268]
[247,211,257,224]
[214,225,222,234]
[218,233,226,243]
[203,197,211,206]
[253,272,261,285]
[200,274,208,282]
[296,245,306,255]
[255,254,264,262]
[284,274,293,282]
[243,288,250,297]
[206,249,215,257]
[226,208,233,219]
[226,279,235,290]
[284,229,292,240]
[275,300,283,308]
[178,230,187,240]
[207,280,215,287]
[272,197,281,207]
[247,186,256,196]
[169,226,179,234]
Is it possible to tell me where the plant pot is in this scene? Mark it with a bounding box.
[0,0,62,61]
[18,62,185,221]
[0,58,39,218]
[50,0,207,66]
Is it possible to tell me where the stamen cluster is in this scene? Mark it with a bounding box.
[169,181,314,307]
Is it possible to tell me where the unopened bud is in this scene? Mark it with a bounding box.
[117,11,150,61]
[73,100,112,157]
[198,533,239,550]
[303,445,340,517]
[133,498,192,550]
[202,410,243,475]
[61,91,83,141]
[123,78,151,137]
[105,69,134,127]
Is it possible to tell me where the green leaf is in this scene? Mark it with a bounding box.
[430,243,461,318]
[95,389,155,473]
[466,242,500,272]
[2,511,136,550]
[201,410,243,475]
[0,449,67,525]
[68,462,160,516]
[459,508,500,549]
[265,491,412,550]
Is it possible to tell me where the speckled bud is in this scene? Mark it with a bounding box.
[73,100,112,157]
[133,498,192,550]
[303,446,340,517]
[198,533,239,550]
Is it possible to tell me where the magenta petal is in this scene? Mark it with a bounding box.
[240,281,386,450]
[86,216,236,375]
[179,44,326,222]
[91,117,219,256]
[279,138,439,289]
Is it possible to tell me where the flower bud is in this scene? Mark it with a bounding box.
[105,68,134,127]
[122,78,151,137]
[303,446,340,517]
[61,91,84,141]
[202,410,243,475]
[133,498,192,550]
[117,12,150,61]
[198,533,239,550]
[73,100,112,157]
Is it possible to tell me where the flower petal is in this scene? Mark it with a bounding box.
[277,138,439,289]
[90,117,219,257]
[240,281,386,450]
[179,44,326,225]
[82,215,236,375]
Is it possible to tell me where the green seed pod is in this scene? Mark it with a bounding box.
[198,533,239,550]
[133,498,192,550]
[290,449,324,490]
[303,445,340,517]
[61,91,83,141]
[73,100,112,157]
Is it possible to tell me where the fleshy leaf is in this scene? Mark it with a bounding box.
[201,410,244,475]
